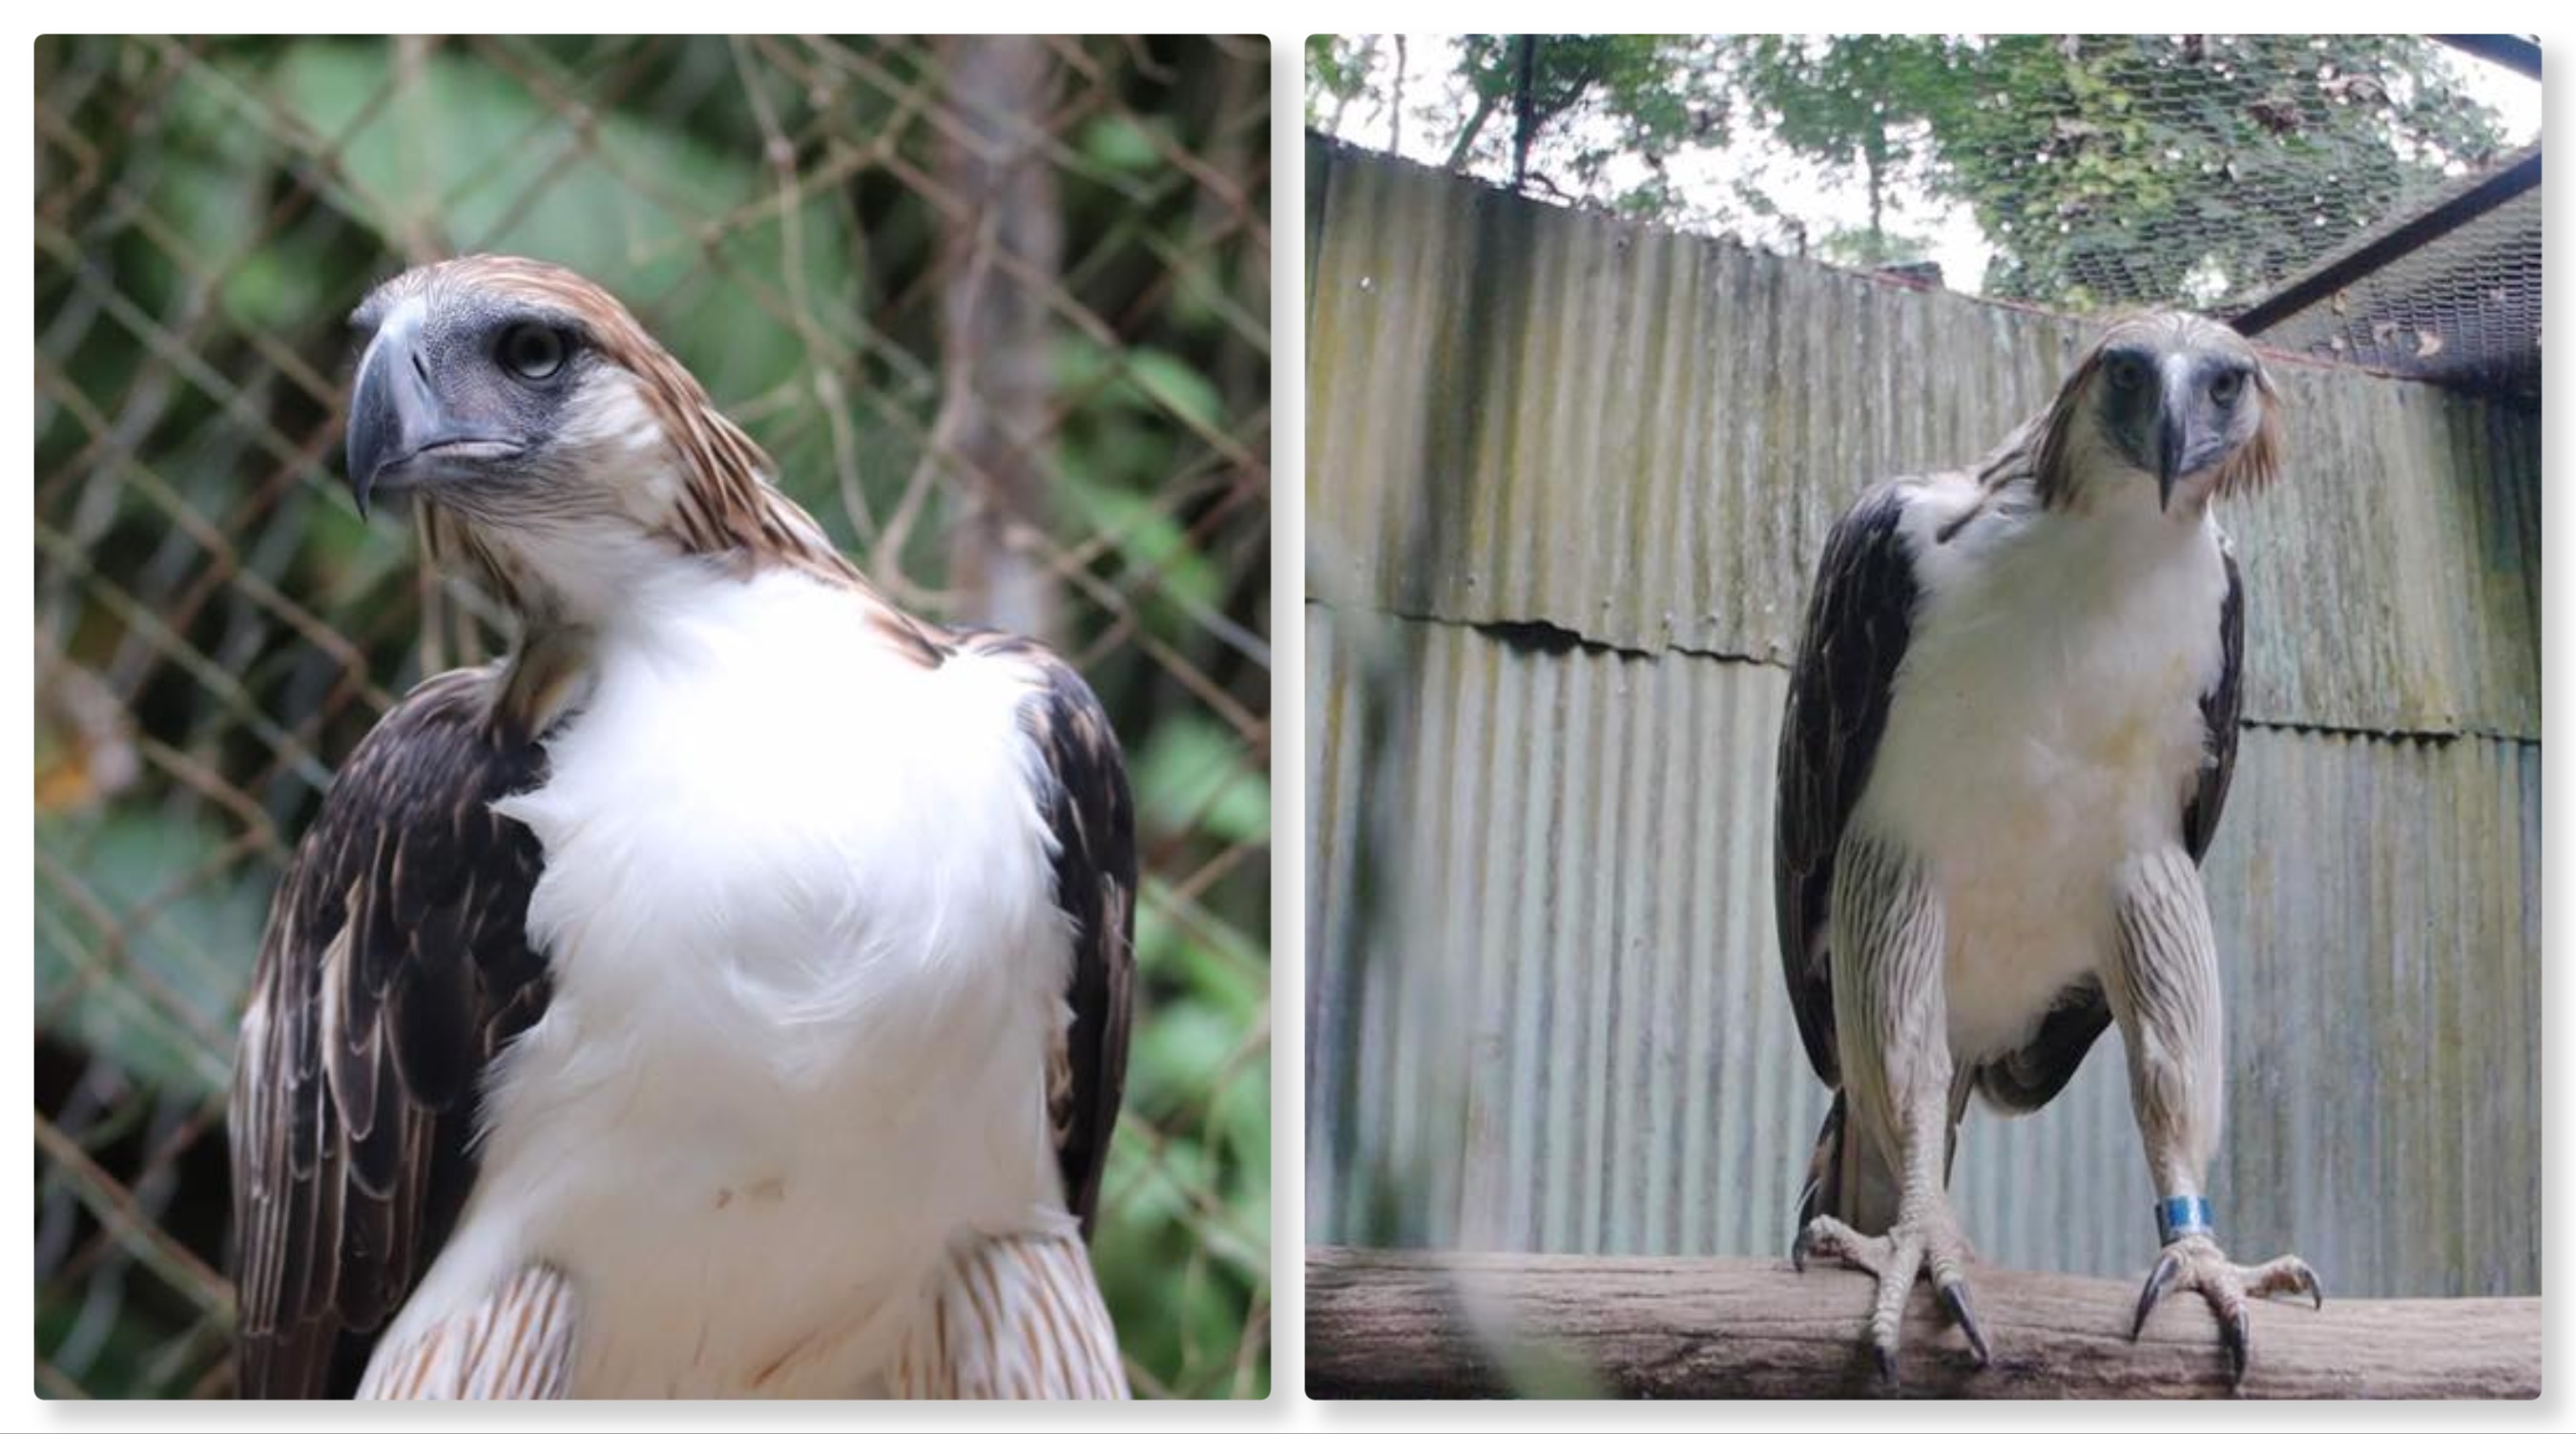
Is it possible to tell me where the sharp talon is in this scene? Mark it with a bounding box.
[2300,1266,2324,1311]
[1802,1206,1972,1389]
[2131,1251,2180,1340]
[1939,1281,1991,1367]
[2223,1306,2250,1387]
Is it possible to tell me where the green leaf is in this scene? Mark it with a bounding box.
[1084,113,1162,172]
[267,41,857,414]
[1131,714,1268,849]
[34,808,267,1098]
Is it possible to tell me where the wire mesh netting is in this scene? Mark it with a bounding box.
[34,33,1271,1400]
[2239,144,2541,399]
[1304,33,2539,398]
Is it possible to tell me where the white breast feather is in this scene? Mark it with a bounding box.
[373,567,1075,1397]
[1858,473,2229,1063]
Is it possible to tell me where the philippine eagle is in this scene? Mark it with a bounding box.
[230,256,1135,1399]
[1774,311,2317,1387]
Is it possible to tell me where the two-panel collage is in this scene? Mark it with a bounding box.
[26,31,2543,1410]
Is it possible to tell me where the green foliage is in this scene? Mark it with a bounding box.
[1449,35,1721,183]
[1305,35,1369,116]
[34,810,264,1101]
[1728,34,1951,239]
[1311,32,2511,310]
[1763,34,2508,304]
[271,44,862,410]
[1310,34,1724,185]
[1816,225,1934,270]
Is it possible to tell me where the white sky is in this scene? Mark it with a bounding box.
[1317,35,2543,297]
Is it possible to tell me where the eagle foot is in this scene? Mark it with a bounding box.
[2129,1235,2322,1389]
[1793,1210,1990,1383]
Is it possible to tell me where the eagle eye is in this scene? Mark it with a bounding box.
[2209,368,2247,405]
[2102,353,2147,394]
[498,322,569,383]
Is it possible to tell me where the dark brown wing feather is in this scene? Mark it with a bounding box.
[2183,545,2245,863]
[230,667,551,1398]
[1975,545,2246,1112]
[1775,479,1922,1090]
[965,634,1137,1237]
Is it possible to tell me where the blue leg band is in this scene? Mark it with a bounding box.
[2156,1195,2214,1246]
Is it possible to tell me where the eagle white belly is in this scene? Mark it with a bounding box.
[1856,479,2230,1064]
[372,568,1071,1397]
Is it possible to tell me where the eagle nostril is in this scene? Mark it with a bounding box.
[410,348,431,384]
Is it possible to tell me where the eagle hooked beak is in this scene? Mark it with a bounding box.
[2151,364,2192,514]
[344,330,520,519]
[2143,360,2225,517]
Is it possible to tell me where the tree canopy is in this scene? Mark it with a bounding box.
[1307,33,2512,309]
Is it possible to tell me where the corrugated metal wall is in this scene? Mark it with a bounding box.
[1303,139,2541,1298]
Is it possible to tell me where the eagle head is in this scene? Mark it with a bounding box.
[344,255,839,619]
[2036,310,2284,515]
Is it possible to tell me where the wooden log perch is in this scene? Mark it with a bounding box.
[1307,1245,2539,1400]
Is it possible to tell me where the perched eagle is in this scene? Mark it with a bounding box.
[230,256,1135,1399]
[1774,312,2317,1386]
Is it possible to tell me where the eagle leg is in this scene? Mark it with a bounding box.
[2108,848,2323,1390]
[1801,835,1988,1384]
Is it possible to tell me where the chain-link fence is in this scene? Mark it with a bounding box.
[35,33,1271,1400]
